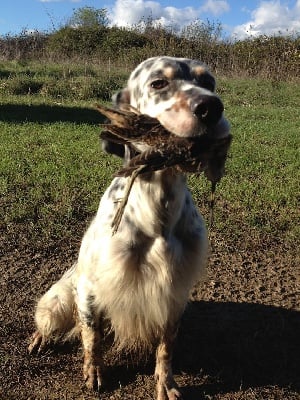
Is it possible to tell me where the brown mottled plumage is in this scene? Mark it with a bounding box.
[96,103,232,232]
[96,103,232,181]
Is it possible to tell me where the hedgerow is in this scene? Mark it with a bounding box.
[0,21,299,80]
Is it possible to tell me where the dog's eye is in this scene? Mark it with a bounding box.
[151,79,169,90]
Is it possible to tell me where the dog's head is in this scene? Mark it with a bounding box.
[103,56,230,158]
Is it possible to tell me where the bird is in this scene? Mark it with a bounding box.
[96,103,232,179]
[95,103,232,232]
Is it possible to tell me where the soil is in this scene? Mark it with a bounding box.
[0,214,299,400]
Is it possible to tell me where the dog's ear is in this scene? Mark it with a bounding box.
[112,88,130,108]
[101,88,131,159]
[197,71,216,92]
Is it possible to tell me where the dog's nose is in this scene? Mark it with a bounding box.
[191,95,224,125]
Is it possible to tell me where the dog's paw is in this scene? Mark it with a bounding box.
[157,383,183,400]
[166,387,183,400]
[83,364,104,393]
[28,331,45,354]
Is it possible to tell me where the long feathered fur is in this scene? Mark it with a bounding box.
[29,56,230,399]
[32,172,208,351]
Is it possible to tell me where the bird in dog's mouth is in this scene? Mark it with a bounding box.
[96,103,232,232]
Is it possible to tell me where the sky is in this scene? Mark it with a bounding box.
[0,0,300,39]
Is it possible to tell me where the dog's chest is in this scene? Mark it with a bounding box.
[79,171,202,285]
[77,172,206,345]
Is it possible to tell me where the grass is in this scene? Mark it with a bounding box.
[0,61,299,400]
[190,79,299,242]
[0,62,299,251]
[0,60,128,100]
[0,104,121,247]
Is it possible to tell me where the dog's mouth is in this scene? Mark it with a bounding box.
[156,109,230,139]
[207,117,231,139]
[155,92,229,139]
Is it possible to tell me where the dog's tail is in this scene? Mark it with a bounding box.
[33,263,79,344]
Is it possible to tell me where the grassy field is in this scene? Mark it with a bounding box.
[1,63,299,248]
[0,62,299,399]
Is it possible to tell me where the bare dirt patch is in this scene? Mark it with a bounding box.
[0,220,299,400]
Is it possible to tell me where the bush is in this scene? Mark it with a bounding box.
[2,76,43,95]
[39,74,127,100]
[47,26,108,58]
[0,32,47,60]
[83,75,127,100]
[0,20,299,80]
[231,35,300,79]
[101,27,148,56]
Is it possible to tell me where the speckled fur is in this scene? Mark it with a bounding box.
[30,57,230,400]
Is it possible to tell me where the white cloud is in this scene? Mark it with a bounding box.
[200,0,230,16]
[233,1,300,38]
[110,0,229,29]
[110,0,195,28]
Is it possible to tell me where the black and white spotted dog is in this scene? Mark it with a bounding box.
[29,57,230,400]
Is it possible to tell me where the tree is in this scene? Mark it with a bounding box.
[181,19,223,43]
[67,7,109,28]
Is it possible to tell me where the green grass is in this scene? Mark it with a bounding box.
[0,116,122,246]
[0,63,299,249]
[0,60,128,100]
[190,79,299,242]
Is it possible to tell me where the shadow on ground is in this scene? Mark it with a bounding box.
[0,103,105,124]
[0,248,299,399]
[177,300,300,398]
[32,300,299,397]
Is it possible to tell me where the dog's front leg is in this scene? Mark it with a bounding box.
[155,323,182,400]
[77,291,104,391]
[81,321,104,391]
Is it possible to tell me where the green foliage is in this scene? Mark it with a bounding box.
[102,27,148,56]
[47,26,108,57]
[0,19,299,80]
[181,19,223,42]
[0,31,47,60]
[47,25,148,60]
[47,7,110,58]
[3,76,43,95]
[229,35,300,78]
[67,7,109,28]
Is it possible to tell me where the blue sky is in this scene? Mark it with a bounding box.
[1,0,300,38]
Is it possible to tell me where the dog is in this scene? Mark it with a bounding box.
[29,56,230,400]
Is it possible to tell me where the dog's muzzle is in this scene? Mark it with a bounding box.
[191,95,224,126]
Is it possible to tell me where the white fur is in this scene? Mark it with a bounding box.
[34,172,207,349]
[31,56,230,399]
